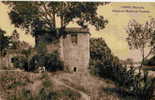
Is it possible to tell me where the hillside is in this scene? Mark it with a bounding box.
[0,71,141,100]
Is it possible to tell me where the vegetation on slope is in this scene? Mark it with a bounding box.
[0,72,81,100]
[90,38,155,100]
[11,51,64,72]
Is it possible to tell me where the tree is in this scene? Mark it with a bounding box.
[10,29,20,49]
[126,58,134,66]
[90,38,115,76]
[11,29,19,41]
[4,2,108,37]
[0,28,11,56]
[90,38,154,99]
[126,18,155,69]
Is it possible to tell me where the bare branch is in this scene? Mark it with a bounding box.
[42,2,56,28]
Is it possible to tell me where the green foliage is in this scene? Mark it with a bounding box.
[89,38,113,76]
[8,81,26,89]
[143,56,155,66]
[10,30,20,49]
[11,56,28,70]
[90,38,154,99]
[36,41,47,54]
[45,51,64,71]
[11,51,63,72]
[4,2,108,37]
[8,86,81,100]
[36,88,54,100]
[126,18,155,66]
[133,71,154,99]
[9,88,56,100]
[42,80,52,88]
[28,51,64,72]
[8,89,32,100]
[21,49,32,58]
[40,72,49,80]
[0,28,11,56]
[58,89,81,100]
[0,72,32,95]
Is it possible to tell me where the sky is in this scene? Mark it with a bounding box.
[0,2,155,61]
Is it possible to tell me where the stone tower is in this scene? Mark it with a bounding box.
[59,28,90,72]
[36,28,90,73]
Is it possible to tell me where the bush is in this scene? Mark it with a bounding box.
[28,54,46,71]
[28,51,63,72]
[42,80,52,88]
[12,51,64,72]
[90,38,154,99]
[36,41,47,55]
[11,56,28,70]
[45,51,64,71]
[143,56,155,66]
[131,71,154,100]
[21,49,32,58]
[9,88,55,100]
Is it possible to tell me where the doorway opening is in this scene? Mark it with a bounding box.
[73,67,77,72]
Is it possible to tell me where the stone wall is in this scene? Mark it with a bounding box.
[59,29,90,73]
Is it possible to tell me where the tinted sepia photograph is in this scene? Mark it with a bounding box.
[0,1,155,100]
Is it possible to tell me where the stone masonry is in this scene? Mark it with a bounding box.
[37,28,90,73]
[59,28,90,73]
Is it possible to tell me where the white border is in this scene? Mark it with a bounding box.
[1,0,155,2]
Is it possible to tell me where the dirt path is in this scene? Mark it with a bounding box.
[51,78,90,100]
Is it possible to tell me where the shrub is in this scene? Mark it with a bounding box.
[90,38,154,99]
[28,51,63,72]
[28,54,46,71]
[8,81,26,89]
[12,51,64,72]
[59,89,81,99]
[11,56,28,70]
[143,56,155,66]
[42,79,52,88]
[36,88,54,100]
[9,88,56,100]
[21,49,32,58]
[39,72,49,80]
[36,41,47,55]
[45,51,64,71]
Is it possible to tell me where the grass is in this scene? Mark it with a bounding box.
[62,79,89,94]
[8,81,26,89]
[55,88,81,100]
[0,76,16,81]
[40,72,53,88]
[35,88,56,100]
[103,87,141,100]
[0,72,31,90]
[42,79,52,88]
[8,87,81,100]
[39,72,49,80]
[0,73,27,90]
[1,71,144,100]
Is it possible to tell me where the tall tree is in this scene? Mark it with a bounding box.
[0,28,11,56]
[4,2,108,37]
[126,18,155,69]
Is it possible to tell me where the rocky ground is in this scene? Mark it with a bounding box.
[0,70,145,100]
